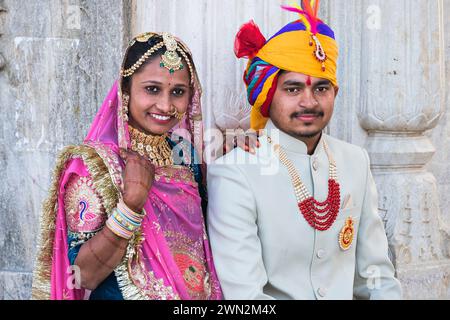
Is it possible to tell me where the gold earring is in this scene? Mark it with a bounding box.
[122,93,130,122]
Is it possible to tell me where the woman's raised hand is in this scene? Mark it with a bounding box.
[120,149,155,213]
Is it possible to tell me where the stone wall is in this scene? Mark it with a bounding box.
[0,0,131,299]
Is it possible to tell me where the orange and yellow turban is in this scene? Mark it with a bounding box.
[234,0,339,130]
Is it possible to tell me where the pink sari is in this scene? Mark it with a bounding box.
[32,34,223,300]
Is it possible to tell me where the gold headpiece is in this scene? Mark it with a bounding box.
[160,33,183,74]
[121,32,194,84]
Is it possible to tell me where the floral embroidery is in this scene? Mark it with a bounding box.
[154,166,196,186]
[64,175,106,233]
[127,255,180,300]
[114,231,180,300]
[164,230,212,300]
[173,252,206,295]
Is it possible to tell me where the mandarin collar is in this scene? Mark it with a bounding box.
[263,119,325,156]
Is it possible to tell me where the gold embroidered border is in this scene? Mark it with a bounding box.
[114,231,180,300]
[32,143,182,300]
[154,165,196,185]
[31,144,119,300]
[114,232,150,300]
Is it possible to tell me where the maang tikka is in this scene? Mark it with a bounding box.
[121,32,195,85]
[160,33,184,74]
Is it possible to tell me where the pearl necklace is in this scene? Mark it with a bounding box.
[268,136,341,231]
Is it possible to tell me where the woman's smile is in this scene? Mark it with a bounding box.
[146,112,173,124]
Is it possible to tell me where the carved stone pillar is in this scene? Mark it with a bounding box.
[358,0,449,299]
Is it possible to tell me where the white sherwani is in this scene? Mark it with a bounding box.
[207,120,402,300]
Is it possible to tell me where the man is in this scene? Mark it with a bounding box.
[207,1,402,300]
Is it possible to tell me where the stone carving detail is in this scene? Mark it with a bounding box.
[358,0,449,299]
[213,88,252,132]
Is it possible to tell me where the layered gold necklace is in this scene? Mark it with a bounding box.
[129,125,174,166]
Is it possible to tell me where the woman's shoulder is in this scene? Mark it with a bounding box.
[57,142,122,181]
[63,167,107,234]
[54,144,112,233]
[54,144,103,182]
[54,144,105,198]
[58,142,121,170]
[53,143,121,210]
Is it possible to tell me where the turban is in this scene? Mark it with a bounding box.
[235,0,339,130]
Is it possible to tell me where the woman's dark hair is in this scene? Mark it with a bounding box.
[122,35,193,92]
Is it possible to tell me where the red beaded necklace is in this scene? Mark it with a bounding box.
[268,136,341,231]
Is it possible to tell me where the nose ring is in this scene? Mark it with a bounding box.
[169,105,185,120]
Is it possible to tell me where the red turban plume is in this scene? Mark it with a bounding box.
[234,20,266,59]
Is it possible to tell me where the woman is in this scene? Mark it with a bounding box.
[31,32,223,300]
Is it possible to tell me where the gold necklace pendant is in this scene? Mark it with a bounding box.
[128,126,174,167]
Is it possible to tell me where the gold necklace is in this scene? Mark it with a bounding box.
[129,126,174,166]
[267,136,341,231]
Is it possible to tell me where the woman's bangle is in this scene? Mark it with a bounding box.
[106,215,134,240]
[99,229,128,250]
[105,200,145,240]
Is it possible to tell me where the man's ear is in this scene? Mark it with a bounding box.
[334,86,339,97]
